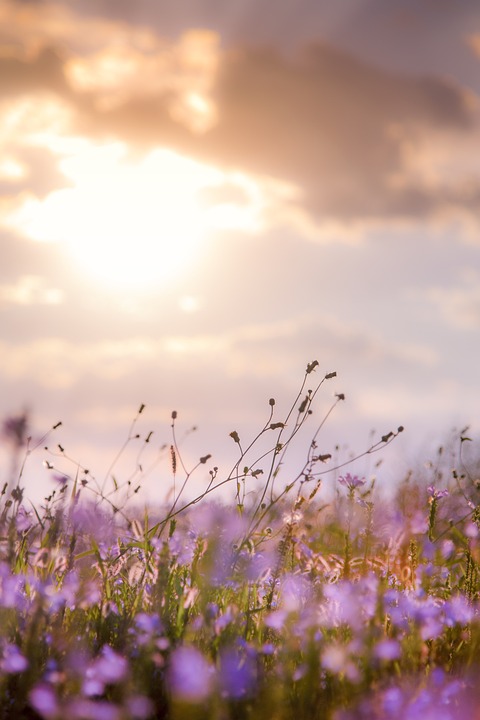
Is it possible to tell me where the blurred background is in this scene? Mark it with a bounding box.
[1,0,479,504]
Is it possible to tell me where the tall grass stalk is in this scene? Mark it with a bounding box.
[0,362,478,719]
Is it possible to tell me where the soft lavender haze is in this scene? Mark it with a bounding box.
[1,0,479,502]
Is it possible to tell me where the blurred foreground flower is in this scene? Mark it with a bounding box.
[169,646,213,702]
[1,412,29,448]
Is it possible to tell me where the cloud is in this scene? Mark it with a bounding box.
[0,311,472,491]
[0,140,71,199]
[1,0,480,233]
[0,314,438,388]
[0,274,63,306]
[199,43,479,222]
[0,1,220,130]
[0,91,75,227]
[468,34,480,58]
[0,337,157,389]
[65,39,479,225]
[0,1,158,57]
[64,28,220,130]
[0,46,68,99]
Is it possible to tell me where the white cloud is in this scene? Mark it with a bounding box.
[0,94,73,149]
[0,275,63,306]
[0,155,26,181]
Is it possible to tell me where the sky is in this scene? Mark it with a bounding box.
[1,0,479,506]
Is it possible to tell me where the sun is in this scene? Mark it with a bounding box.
[5,136,280,291]
[18,142,224,289]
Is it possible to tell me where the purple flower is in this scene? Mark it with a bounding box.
[465,522,478,539]
[279,573,311,611]
[169,646,213,702]
[133,613,163,645]
[77,581,101,610]
[29,685,59,719]
[96,646,128,683]
[321,643,346,672]
[214,606,235,635]
[265,609,288,631]
[382,686,404,715]
[126,696,154,719]
[1,643,28,673]
[84,646,128,694]
[321,643,359,682]
[218,647,257,699]
[321,575,378,629]
[0,565,28,610]
[260,643,275,655]
[68,699,121,720]
[444,595,474,626]
[374,639,401,661]
[410,512,428,534]
[338,473,366,491]
[427,485,449,499]
[15,505,33,532]
[83,676,104,698]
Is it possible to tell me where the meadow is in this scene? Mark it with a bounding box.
[0,361,479,719]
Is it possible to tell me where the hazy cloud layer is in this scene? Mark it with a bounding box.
[201,44,478,222]
[1,1,480,229]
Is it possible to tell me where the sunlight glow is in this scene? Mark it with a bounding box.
[1,90,295,292]
[0,275,63,306]
[0,156,26,180]
[11,143,227,289]
[3,138,286,291]
[179,295,201,313]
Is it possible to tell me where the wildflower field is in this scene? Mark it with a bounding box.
[1,363,479,719]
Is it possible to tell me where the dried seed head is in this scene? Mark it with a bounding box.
[170,445,177,474]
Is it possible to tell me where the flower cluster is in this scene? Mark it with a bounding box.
[0,473,477,719]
